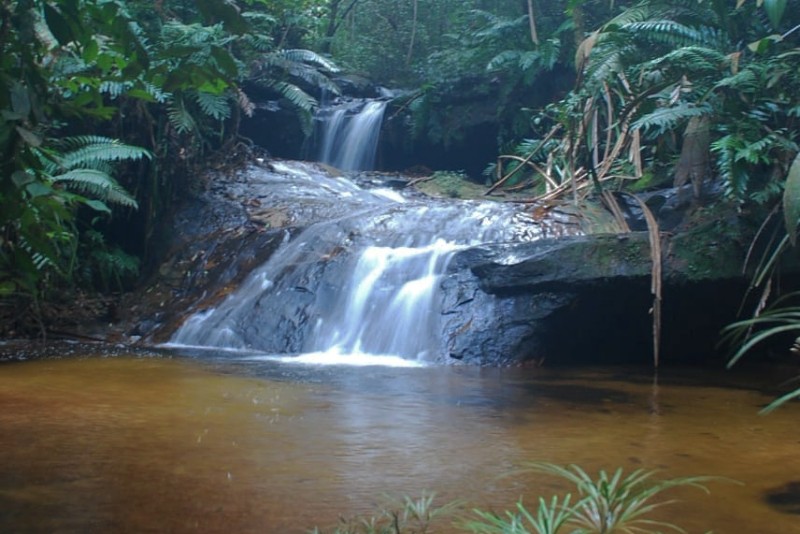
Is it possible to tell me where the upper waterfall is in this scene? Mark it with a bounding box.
[312,99,387,171]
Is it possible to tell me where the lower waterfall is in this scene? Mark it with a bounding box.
[169,162,553,364]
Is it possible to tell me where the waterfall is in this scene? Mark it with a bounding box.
[314,100,387,171]
[168,162,552,365]
[307,239,459,360]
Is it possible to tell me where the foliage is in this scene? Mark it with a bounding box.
[250,48,341,134]
[488,0,800,205]
[0,0,341,334]
[721,289,800,412]
[310,492,457,534]
[464,463,717,534]
[0,0,157,313]
[311,464,719,534]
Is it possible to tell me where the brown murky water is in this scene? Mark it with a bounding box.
[1,352,799,533]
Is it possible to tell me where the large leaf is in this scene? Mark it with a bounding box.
[196,0,249,35]
[782,152,800,244]
[763,0,787,29]
[43,3,77,45]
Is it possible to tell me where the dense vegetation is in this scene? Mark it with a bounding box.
[1,0,799,348]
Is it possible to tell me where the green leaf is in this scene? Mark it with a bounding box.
[0,280,17,296]
[43,3,76,45]
[763,0,787,29]
[126,89,157,102]
[83,39,99,63]
[210,46,239,78]
[747,34,782,53]
[782,152,800,244]
[83,199,112,214]
[10,82,31,117]
[25,182,52,198]
[196,0,250,35]
[15,126,41,147]
[11,171,34,188]
[196,91,231,120]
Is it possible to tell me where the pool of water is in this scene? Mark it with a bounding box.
[1,349,799,533]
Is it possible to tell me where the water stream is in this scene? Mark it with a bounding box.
[170,160,550,364]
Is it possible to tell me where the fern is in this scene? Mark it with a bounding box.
[714,67,760,92]
[486,50,521,71]
[167,97,198,135]
[195,91,231,120]
[644,45,728,73]
[269,49,339,74]
[624,20,725,49]
[53,136,152,171]
[632,102,713,134]
[264,81,316,112]
[51,169,138,209]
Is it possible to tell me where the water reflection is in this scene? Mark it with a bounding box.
[0,354,799,533]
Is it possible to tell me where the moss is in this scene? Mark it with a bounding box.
[415,171,490,199]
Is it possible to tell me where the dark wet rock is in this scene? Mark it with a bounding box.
[122,158,784,366]
[332,74,385,98]
[438,226,756,365]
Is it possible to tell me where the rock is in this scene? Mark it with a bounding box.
[125,159,777,367]
[437,226,754,365]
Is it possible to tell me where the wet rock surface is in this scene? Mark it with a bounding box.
[122,159,765,366]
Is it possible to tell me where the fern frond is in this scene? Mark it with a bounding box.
[264,81,317,112]
[55,137,152,170]
[644,45,727,73]
[473,14,527,41]
[195,91,231,120]
[632,102,713,134]
[99,80,131,98]
[487,50,521,71]
[167,97,198,135]
[240,32,274,52]
[624,20,722,49]
[714,68,759,92]
[273,49,339,73]
[51,169,138,208]
[284,63,341,95]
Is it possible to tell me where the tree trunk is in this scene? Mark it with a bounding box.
[321,0,362,54]
[406,0,418,65]
[527,0,539,45]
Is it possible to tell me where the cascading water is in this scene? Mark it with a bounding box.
[169,161,555,365]
[313,100,387,171]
